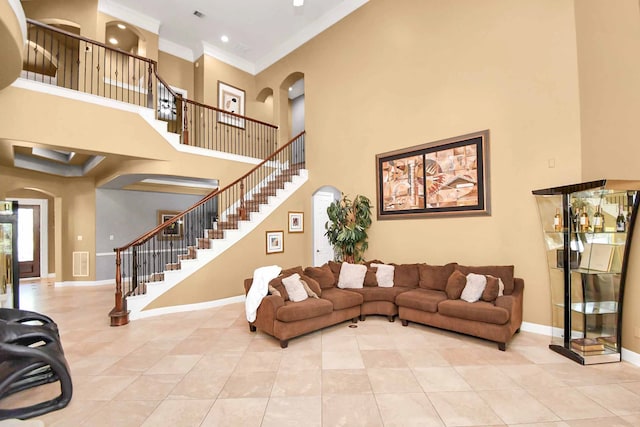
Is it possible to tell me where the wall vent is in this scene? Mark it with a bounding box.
[72,251,89,277]
[193,10,205,18]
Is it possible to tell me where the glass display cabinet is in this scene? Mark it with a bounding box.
[0,200,19,308]
[532,180,639,364]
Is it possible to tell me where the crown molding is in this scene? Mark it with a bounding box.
[255,0,369,73]
[159,38,194,62]
[98,0,161,34]
[201,41,256,75]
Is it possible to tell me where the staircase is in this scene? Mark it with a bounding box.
[111,133,307,324]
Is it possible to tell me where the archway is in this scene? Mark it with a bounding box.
[279,72,305,142]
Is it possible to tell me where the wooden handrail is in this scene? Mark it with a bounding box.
[113,130,306,252]
[181,97,278,129]
[26,18,156,64]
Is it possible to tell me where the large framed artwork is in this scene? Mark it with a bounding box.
[217,81,245,129]
[376,130,490,219]
[157,210,183,240]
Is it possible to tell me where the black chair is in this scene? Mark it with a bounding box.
[0,311,72,420]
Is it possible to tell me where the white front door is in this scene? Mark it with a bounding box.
[313,191,335,266]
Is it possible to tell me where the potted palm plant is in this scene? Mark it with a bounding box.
[325,193,372,263]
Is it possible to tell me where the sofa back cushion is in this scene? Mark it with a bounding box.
[269,276,289,301]
[445,270,467,300]
[364,266,378,287]
[456,265,515,295]
[328,261,342,283]
[418,263,457,291]
[304,264,336,289]
[392,263,421,288]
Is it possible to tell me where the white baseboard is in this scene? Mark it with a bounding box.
[130,294,246,320]
[521,321,640,367]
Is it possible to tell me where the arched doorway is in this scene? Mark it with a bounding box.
[312,186,340,266]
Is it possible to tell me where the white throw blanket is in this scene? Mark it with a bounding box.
[245,265,282,322]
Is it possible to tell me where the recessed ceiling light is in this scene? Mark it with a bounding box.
[293,0,304,6]
[108,37,118,45]
[288,87,293,91]
[221,35,229,43]
[117,23,126,30]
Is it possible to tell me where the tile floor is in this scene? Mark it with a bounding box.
[2,279,640,426]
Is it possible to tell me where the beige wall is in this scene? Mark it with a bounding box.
[254,0,582,329]
[146,185,311,309]
[0,166,94,282]
[575,0,640,354]
[21,0,98,39]
[158,51,194,97]
[0,0,24,90]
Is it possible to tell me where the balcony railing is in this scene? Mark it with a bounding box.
[110,131,305,326]
[22,19,278,159]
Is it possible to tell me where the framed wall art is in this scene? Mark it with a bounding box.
[217,81,245,129]
[376,130,490,219]
[157,210,183,239]
[288,212,304,233]
[266,230,284,254]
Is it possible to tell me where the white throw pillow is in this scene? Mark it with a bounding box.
[337,262,367,289]
[461,273,487,303]
[371,263,394,287]
[282,273,308,302]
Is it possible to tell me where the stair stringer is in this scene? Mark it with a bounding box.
[126,169,309,320]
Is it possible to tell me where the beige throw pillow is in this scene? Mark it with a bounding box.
[282,273,308,302]
[371,263,394,287]
[461,273,487,303]
[337,262,367,289]
[268,285,281,297]
[300,279,319,299]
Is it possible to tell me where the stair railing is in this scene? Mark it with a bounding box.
[110,131,306,326]
[22,19,278,159]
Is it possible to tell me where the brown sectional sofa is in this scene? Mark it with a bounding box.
[243,261,524,350]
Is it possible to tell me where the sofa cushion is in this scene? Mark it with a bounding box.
[395,289,447,313]
[457,265,515,295]
[268,284,281,297]
[347,286,412,302]
[328,261,342,283]
[460,273,487,303]
[481,275,500,302]
[438,300,510,325]
[338,262,367,289]
[304,264,336,289]
[364,267,378,287]
[269,276,290,301]
[445,270,467,300]
[321,288,364,310]
[281,266,305,277]
[276,298,334,322]
[392,263,421,288]
[371,263,394,287]
[418,263,457,291]
[300,275,322,297]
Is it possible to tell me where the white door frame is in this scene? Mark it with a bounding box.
[312,187,340,266]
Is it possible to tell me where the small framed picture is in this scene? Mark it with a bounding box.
[157,210,183,240]
[288,211,304,233]
[266,230,284,254]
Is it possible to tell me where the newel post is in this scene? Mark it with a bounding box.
[109,249,129,326]
[239,181,247,220]
[182,100,189,145]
